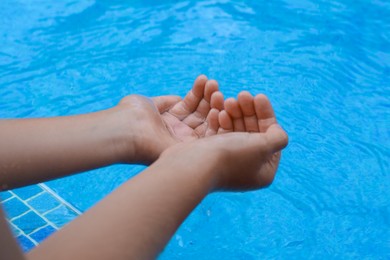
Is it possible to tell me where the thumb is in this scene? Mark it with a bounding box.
[152,96,182,113]
[264,124,288,153]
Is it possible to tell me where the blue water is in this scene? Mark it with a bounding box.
[1,0,389,259]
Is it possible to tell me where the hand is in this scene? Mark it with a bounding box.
[161,92,288,191]
[152,75,224,141]
[115,75,224,164]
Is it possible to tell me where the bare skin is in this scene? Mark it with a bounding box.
[0,77,288,260]
[0,75,223,189]
[218,91,283,188]
[120,75,224,164]
[26,94,287,260]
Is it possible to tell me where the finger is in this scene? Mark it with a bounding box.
[152,96,182,113]
[254,94,277,132]
[194,108,220,137]
[210,91,224,111]
[205,108,220,136]
[225,98,245,132]
[264,124,288,153]
[238,91,259,133]
[183,75,208,112]
[192,108,220,137]
[218,110,233,132]
[191,79,219,119]
[204,80,219,102]
[169,75,208,119]
[182,80,220,128]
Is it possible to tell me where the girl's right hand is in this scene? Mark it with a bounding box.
[161,93,288,192]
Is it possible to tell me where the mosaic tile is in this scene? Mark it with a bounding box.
[13,185,43,200]
[44,205,77,228]
[2,184,79,252]
[17,235,36,252]
[9,223,22,237]
[12,211,47,234]
[2,197,29,219]
[30,225,56,243]
[27,192,61,215]
[0,191,13,201]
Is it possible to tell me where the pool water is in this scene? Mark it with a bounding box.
[1,0,389,258]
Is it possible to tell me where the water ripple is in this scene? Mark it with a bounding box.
[0,0,389,258]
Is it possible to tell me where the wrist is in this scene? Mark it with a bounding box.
[102,106,138,164]
[107,101,167,165]
[112,95,178,165]
[157,143,223,192]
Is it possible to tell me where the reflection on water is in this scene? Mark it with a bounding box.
[0,0,389,258]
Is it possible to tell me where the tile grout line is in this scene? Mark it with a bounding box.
[38,183,82,215]
[24,191,46,202]
[1,195,15,203]
[41,204,63,216]
[8,221,27,236]
[6,184,82,249]
[26,223,49,236]
[9,191,60,231]
[8,218,39,246]
[10,209,33,222]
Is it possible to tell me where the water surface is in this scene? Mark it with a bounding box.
[0,0,389,258]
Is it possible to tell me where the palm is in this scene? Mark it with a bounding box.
[118,76,224,164]
[152,75,223,142]
[217,91,284,188]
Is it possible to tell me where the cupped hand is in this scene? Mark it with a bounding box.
[116,75,224,164]
[161,92,288,191]
[152,75,224,141]
[216,92,288,190]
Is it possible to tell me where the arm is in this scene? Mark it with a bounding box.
[0,107,131,190]
[0,75,223,191]
[27,94,288,260]
[27,128,287,260]
[27,147,219,260]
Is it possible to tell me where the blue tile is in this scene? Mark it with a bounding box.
[13,185,43,200]
[17,235,36,252]
[27,192,60,215]
[2,197,29,219]
[44,205,77,228]
[0,191,13,201]
[12,211,47,234]
[46,164,140,212]
[30,225,56,243]
[9,223,22,236]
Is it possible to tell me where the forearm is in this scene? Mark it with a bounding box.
[27,152,218,260]
[0,107,130,190]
